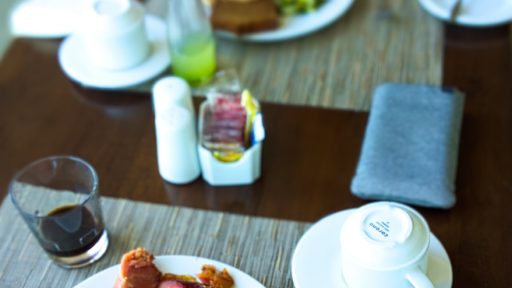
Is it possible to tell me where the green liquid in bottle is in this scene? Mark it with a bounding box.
[171,34,216,87]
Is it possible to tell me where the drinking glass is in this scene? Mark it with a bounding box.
[9,156,109,268]
[167,0,216,86]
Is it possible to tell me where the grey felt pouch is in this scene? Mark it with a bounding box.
[351,83,464,209]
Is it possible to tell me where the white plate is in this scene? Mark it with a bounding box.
[291,209,453,288]
[74,255,265,288]
[216,0,354,42]
[417,0,512,27]
[58,15,170,89]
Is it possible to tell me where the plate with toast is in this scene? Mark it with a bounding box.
[210,0,354,42]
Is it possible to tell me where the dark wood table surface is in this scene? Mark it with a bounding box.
[1,23,511,287]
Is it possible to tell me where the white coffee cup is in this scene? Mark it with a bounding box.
[339,202,434,288]
[80,0,150,70]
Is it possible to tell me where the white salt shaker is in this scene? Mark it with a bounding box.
[154,106,200,184]
[152,76,194,116]
[152,76,200,184]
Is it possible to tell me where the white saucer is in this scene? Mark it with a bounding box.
[291,209,453,288]
[417,0,512,27]
[58,15,170,89]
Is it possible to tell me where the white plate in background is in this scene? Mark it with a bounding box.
[216,0,354,42]
[74,255,265,288]
[417,0,512,26]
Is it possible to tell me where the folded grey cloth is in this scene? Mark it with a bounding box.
[351,83,465,209]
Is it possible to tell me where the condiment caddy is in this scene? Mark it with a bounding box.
[152,76,265,186]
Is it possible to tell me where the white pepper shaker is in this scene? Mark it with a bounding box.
[152,76,200,184]
[154,106,200,184]
[152,76,194,116]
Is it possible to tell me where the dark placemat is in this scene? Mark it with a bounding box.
[0,195,311,287]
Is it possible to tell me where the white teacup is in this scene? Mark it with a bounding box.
[339,202,434,288]
[80,0,150,70]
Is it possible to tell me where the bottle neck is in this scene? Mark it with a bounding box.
[167,0,212,43]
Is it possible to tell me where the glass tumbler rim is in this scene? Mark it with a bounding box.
[8,155,99,220]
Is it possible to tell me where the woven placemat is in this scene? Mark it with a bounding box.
[141,0,442,111]
[215,0,442,110]
[0,196,310,288]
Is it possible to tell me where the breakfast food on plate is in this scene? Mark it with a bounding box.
[209,0,326,35]
[113,248,234,288]
[275,0,325,15]
[210,0,279,34]
[197,265,235,287]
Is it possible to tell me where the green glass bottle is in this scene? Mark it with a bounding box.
[167,0,216,87]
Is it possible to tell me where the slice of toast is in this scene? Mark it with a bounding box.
[211,0,279,35]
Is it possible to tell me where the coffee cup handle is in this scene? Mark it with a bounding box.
[406,268,434,288]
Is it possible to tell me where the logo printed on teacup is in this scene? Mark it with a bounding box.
[368,221,390,238]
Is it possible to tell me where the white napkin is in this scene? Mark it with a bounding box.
[10,0,87,38]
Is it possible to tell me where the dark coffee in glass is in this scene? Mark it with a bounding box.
[41,204,105,257]
[9,156,109,268]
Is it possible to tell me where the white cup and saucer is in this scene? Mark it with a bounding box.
[58,0,170,89]
[291,202,453,288]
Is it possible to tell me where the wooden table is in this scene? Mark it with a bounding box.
[1,10,511,288]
